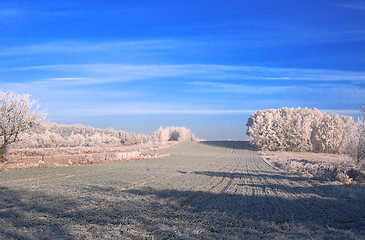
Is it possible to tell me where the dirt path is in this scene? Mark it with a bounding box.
[0,141,364,239]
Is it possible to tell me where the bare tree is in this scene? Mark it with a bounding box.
[0,92,45,162]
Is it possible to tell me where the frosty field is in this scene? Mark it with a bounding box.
[0,141,364,239]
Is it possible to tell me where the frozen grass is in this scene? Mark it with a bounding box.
[1,141,176,171]
[261,151,365,183]
[0,141,364,239]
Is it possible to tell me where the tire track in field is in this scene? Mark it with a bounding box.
[246,150,363,229]
[172,149,246,214]
[251,152,330,224]
[195,157,239,193]
[247,153,295,222]
[1,141,364,239]
[128,146,237,193]
[150,147,243,213]
[210,157,240,193]
[252,154,322,223]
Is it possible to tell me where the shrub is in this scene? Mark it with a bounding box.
[152,126,196,142]
[346,106,365,164]
[247,107,353,154]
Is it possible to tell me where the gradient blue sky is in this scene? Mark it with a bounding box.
[1,0,365,140]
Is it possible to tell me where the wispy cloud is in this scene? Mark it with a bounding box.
[2,76,362,118]
[52,105,257,116]
[0,9,24,18]
[47,77,84,81]
[2,63,364,119]
[190,81,297,94]
[9,64,365,82]
[0,40,172,56]
[0,80,143,100]
[49,102,362,117]
[321,109,362,116]
[33,77,109,86]
[335,3,365,10]
[0,6,93,22]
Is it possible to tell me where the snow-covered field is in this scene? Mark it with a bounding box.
[0,141,364,239]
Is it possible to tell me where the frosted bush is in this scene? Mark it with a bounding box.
[152,126,196,143]
[262,151,364,182]
[247,107,353,154]
[12,122,152,149]
[346,107,365,163]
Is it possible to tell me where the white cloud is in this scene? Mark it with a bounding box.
[0,81,143,103]
[335,3,365,10]
[8,64,365,82]
[32,77,110,86]
[321,109,362,116]
[0,40,172,56]
[47,77,84,81]
[189,81,297,94]
[0,9,24,18]
[51,106,257,116]
[49,102,361,117]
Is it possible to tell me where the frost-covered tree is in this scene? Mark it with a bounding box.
[247,108,319,151]
[87,134,103,147]
[347,121,365,164]
[152,126,196,143]
[2,101,195,149]
[12,121,152,148]
[246,107,353,154]
[0,92,45,160]
[311,113,353,154]
[346,105,365,163]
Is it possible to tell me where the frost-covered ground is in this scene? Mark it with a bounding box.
[1,141,176,171]
[261,151,365,183]
[0,141,364,239]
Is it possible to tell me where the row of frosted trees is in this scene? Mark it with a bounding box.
[14,122,151,148]
[246,107,365,162]
[0,92,195,156]
[13,123,195,149]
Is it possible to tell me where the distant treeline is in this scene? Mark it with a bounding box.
[12,122,195,149]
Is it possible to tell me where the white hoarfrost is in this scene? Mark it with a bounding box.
[0,91,197,169]
[14,122,151,148]
[246,107,353,154]
[346,108,365,164]
[261,150,365,183]
[0,92,45,160]
[12,124,196,149]
[152,126,196,143]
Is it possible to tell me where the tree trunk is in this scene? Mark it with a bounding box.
[0,143,8,162]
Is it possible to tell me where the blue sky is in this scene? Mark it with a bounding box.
[1,0,365,140]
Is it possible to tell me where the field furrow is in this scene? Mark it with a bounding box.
[0,141,364,239]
